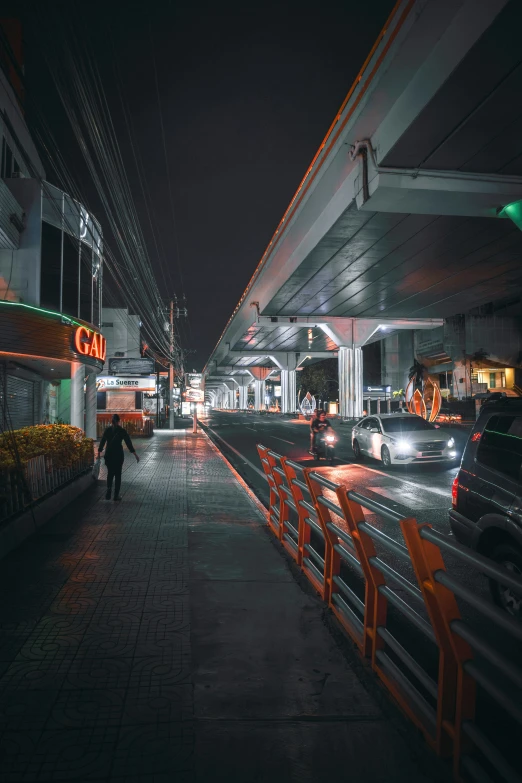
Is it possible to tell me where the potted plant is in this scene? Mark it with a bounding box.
[392,389,405,410]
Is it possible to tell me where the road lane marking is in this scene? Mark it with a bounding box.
[336,459,451,499]
[270,436,295,445]
[205,426,267,481]
[209,420,451,501]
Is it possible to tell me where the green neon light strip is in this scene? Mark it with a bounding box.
[0,300,94,331]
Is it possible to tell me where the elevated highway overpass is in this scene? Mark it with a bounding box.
[204,0,522,416]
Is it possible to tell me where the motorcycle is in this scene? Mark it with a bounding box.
[314,431,336,463]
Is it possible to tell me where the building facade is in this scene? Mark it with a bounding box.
[380,304,522,401]
[0,25,105,437]
[96,307,157,431]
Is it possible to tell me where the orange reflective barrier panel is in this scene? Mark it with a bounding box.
[255,446,501,782]
[401,520,476,769]
[334,487,388,659]
[256,445,283,539]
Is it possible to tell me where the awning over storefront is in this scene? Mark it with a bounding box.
[0,300,105,379]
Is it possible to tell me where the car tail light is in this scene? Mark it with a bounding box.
[451,475,459,509]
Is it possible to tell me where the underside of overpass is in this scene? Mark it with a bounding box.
[204,0,522,416]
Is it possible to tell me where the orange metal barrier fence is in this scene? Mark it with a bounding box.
[256,445,522,783]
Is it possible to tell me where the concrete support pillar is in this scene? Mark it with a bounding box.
[339,346,363,419]
[280,369,296,414]
[70,361,85,430]
[238,381,249,410]
[222,381,238,410]
[223,386,231,409]
[254,380,265,411]
[85,371,97,439]
[381,330,414,392]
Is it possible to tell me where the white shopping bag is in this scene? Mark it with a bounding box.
[92,457,101,481]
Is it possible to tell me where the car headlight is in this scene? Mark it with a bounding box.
[447,437,455,448]
[395,439,412,452]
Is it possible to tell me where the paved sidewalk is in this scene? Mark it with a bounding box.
[0,430,448,782]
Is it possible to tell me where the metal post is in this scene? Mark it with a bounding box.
[91,246,94,325]
[99,255,103,328]
[77,235,81,319]
[85,371,97,439]
[70,361,84,430]
[169,299,174,429]
[193,405,197,433]
[59,193,64,313]
[156,367,160,428]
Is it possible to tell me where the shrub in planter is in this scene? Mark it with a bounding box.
[0,425,94,470]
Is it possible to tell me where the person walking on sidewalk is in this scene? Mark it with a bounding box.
[98,414,140,501]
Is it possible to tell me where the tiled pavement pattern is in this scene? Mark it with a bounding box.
[0,430,448,782]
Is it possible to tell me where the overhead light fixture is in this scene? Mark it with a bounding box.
[498,200,522,231]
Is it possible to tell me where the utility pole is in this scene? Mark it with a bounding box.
[169,299,174,429]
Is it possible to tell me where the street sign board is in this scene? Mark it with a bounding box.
[299,391,316,416]
[363,385,391,394]
[184,372,204,402]
[108,357,155,375]
[96,376,156,391]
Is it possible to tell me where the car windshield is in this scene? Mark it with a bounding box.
[381,417,436,433]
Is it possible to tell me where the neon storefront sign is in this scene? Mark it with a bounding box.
[74,326,106,361]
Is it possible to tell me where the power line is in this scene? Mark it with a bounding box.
[148,21,185,296]
[27,10,176,359]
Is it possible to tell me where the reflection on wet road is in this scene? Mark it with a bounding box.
[200,410,467,541]
[200,411,490,635]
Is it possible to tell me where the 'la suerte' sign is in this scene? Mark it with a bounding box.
[96,376,156,391]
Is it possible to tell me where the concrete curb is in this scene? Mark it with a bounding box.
[198,425,269,522]
[0,471,95,561]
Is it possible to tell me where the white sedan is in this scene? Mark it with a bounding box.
[351,413,458,467]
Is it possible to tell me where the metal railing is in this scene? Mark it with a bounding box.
[0,452,94,523]
[257,444,522,783]
[96,417,154,438]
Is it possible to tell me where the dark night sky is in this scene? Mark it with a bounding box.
[20,0,396,369]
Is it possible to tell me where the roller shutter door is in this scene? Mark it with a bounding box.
[6,376,35,430]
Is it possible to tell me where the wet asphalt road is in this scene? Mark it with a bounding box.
[198,412,493,617]
[199,410,481,604]
[199,410,468,537]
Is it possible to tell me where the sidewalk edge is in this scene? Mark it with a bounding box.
[198,428,269,522]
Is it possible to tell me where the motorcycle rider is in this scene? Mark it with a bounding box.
[309,409,333,455]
